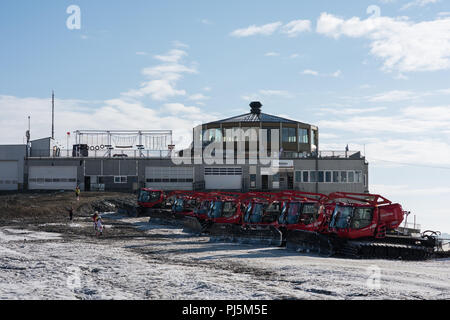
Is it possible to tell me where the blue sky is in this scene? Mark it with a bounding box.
[1,0,450,232]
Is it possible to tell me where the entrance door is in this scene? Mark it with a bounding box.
[84,176,91,191]
[287,172,294,190]
[262,175,268,190]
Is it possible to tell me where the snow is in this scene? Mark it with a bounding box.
[0,214,449,300]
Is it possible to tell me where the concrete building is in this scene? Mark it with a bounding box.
[0,102,368,194]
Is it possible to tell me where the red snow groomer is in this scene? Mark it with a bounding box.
[183,192,229,233]
[137,188,170,216]
[171,191,207,219]
[275,191,333,255]
[192,192,247,241]
[326,192,440,259]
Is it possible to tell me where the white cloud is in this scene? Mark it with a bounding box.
[123,48,197,101]
[316,12,450,72]
[281,19,311,37]
[331,70,342,78]
[242,89,294,101]
[265,52,280,57]
[187,93,210,101]
[172,40,189,48]
[290,53,300,59]
[135,51,148,56]
[319,104,450,136]
[302,69,319,76]
[200,19,212,25]
[123,80,187,101]
[401,0,440,10]
[230,22,283,37]
[302,69,341,77]
[368,90,418,102]
[153,49,187,63]
[317,106,387,115]
[0,95,218,149]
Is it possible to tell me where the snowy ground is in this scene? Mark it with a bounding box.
[0,212,449,300]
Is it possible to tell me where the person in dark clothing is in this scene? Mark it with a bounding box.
[68,206,74,221]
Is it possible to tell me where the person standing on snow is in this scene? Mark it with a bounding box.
[92,211,99,231]
[75,186,81,201]
[96,214,104,236]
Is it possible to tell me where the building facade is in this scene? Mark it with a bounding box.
[0,102,369,194]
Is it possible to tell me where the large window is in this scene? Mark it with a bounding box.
[298,128,309,144]
[325,171,332,183]
[333,171,339,183]
[282,127,297,143]
[295,171,302,183]
[340,171,347,183]
[318,171,324,183]
[310,171,317,183]
[311,129,317,146]
[303,171,309,183]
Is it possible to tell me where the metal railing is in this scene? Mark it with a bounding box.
[28,148,174,159]
[28,148,364,160]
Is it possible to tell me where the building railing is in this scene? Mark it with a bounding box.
[27,148,364,160]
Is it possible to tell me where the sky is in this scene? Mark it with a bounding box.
[0,0,449,232]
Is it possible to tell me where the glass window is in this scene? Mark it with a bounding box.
[341,171,347,183]
[298,129,309,144]
[331,205,353,229]
[348,171,354,183]
[299,203,319,225]
[325,171,331,183]
[287,202,301,224]
[355,171,362,183]
[333,171,339,183]
[282,127,296,143]
[272,173,280,182]
[295,171,302,183]
[310,171,317,183]
[351,207,374,229]
[318,171,324,183]
[311,130,316,146]
[303,171,309,183]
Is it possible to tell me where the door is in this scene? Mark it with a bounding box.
[29,166,77,190]
[204,167,242,190]
[0,161,19,191]
[287,172,294,190]
[261,175,268,190]
[84,176,91,191]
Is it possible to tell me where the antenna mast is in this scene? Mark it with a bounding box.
[52,90,55,139]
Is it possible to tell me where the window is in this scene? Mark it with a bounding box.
[295,171,302,183]
[298,129,309,144]
[318,171,324,183]
[333,171,339,183]
[272,173,280,182]
[282,127,296,143]
[348,171,354,183]
[311,129,317,146]
[341,171,347,183]
[325,171,332,183]
[355,171,362,183]
[303,171,309,183]
[114,176,127,184]
[351,207,374,229]
[310,171,317,183]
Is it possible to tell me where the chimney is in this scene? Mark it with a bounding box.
[250,101,262,115]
